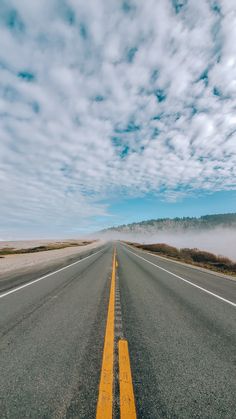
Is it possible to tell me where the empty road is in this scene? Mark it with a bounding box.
[0,242,236,418]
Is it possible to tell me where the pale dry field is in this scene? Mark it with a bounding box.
[0,239,88,250]
[0,240,102,277]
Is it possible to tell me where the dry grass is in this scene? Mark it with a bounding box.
[0,241,94,256]
[126,242,236,276]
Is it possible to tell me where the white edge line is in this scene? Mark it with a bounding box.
[122,242,236,282]
[124,246,236,308]
[144,251,236,283]
[0,248,104,299]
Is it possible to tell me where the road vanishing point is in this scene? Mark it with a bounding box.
[0,242,236,418]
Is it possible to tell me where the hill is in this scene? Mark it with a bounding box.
[101,213,236,234]
[99,213,236,260]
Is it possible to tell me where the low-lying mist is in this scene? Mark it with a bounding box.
[98,228,236,261]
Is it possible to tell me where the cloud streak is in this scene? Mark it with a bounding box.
[0,0,236,238]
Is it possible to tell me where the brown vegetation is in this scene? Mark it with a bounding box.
[0,241,94,256]
[127,242,236,276]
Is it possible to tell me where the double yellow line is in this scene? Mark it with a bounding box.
[96,249,136,419]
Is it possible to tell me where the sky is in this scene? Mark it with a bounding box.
[0,0,236,239]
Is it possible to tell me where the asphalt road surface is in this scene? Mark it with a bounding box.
[0,242,236,418]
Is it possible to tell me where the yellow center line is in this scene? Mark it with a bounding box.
[119,339,137,419]
[96,249,116,419]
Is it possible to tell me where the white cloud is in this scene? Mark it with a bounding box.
[0,0,236,238]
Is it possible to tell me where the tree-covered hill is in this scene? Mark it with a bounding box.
[101,213,236,233]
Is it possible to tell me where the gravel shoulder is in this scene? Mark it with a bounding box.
[0,241,103,280]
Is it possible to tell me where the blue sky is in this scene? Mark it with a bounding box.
[0,0,236,239]
[107,190,236,226]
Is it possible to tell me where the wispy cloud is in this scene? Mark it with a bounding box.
[0,0,236,238]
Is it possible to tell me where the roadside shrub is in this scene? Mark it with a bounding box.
[141,243,180,258]
[127,242,236,275]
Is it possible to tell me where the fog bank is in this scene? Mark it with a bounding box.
[98,228,236,261]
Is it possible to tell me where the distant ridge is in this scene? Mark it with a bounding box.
[101,213,236,233]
